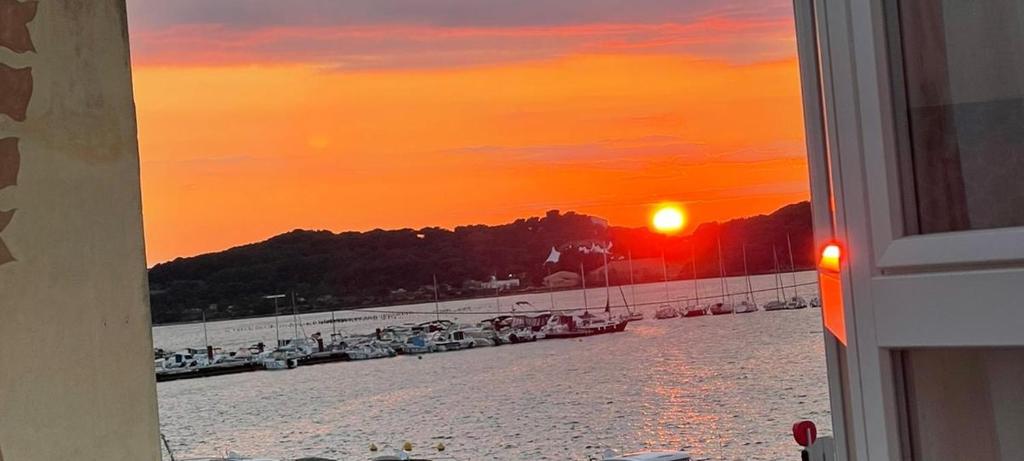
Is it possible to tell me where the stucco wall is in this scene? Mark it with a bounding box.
[0,1,160,459]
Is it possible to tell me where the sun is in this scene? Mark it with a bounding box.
[652,205,685,233]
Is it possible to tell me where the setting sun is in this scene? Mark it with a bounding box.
[652,206,686,233]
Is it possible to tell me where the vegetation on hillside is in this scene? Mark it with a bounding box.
[149,202,813,324]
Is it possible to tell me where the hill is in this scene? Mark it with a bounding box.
[148,202,813,323]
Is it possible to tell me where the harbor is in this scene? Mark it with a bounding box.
[154,270,821,383]
[156,271,829,461]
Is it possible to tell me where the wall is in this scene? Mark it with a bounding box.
[0,1,160,459]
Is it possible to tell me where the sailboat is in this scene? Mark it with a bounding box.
[763,245,788,311]
[623,252,644,321]
[708,237,735,315]
[734,244,759,313]
[783,234,809,309]
[681,242,707,317]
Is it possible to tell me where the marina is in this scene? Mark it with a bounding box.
[156,272,827,461]
[154,272,820,382]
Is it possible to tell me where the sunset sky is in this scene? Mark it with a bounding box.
[126,1,808,264]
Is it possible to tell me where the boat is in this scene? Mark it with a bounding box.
[342,342,396,360]
[681,305,707,317]
[543,311,629,339]
[734,299,759,313]
[763,300,788,311]
[654,304,679,319]
[809,296,821,308]
[624,311,645,322]
[400,335,435,354]
[599,449,692,461]
[708,302,735,315]
[786,296,809,309]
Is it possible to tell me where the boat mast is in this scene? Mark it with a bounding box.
[628,250,637,313]
[202,309,210,356]
[580,262,589,310]
[602,243,612,311]
[772,245,784,301]
[546,265,556,310]
[691,242,700,307]
[433,273,441,321]
[786,233,798,298]
[661,251,670,302]
[264,294,285,346]
[717,236,727,303]
[742,244,754,302]
[290,291,301,340]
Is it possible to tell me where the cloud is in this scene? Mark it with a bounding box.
[127,2,796,69]
[127,0,792,30]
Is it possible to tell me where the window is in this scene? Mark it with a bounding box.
[899,348,1024,460]
[890,0,1024,235]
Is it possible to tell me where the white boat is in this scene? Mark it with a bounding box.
[654,305,679,319]
[708,302,735,315]
[343,343,396,360]
[624,311,645,321]
[786,296,809,309]
[187,451,279,461]
[600,449,692,461]
[401,334,436,354]
[734,299,759,313]
[763,300,788,311]
[543,311,629,339]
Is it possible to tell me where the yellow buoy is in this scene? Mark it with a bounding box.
[436,442,446,452]
[403,441,413,451]
[369,443,378,452]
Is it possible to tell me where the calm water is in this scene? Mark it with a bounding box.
[156,272,831,460]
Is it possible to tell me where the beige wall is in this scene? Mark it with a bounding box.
[0,1,160,459]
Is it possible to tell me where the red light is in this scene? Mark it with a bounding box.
[819,243,841,272]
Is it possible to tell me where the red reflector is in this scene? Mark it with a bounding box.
[818,242,846,344]
[820,271,846,344]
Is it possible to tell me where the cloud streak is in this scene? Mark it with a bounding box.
[128,3,796,69]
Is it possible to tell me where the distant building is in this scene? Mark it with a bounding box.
[481,276,520,290]
[543,270,580,288]
[586,258,688,285]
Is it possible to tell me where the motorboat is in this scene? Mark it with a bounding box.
[786,296,809,309]
[708,302,735,315]
[681,305,707,317]
[343,343,396,361]
[401,335,436,354]
[624,311,645,322]
[600,449,691,461]
[654,305,679,319]
[185,452,279,461]
[543,312,629,339]
[734,299,759,313]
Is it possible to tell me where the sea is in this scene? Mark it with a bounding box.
[155,271,831,461]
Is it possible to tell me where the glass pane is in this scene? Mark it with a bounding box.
[900,348,1024,460]
[892,0,1024,234]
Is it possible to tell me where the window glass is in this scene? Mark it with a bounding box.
[892,0,1024,234]
[900,348,1024,460]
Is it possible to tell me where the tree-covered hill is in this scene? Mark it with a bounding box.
[149,202,813,324]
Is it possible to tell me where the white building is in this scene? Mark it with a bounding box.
[795,1,1024,459]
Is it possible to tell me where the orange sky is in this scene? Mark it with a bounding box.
[129,3,808,264]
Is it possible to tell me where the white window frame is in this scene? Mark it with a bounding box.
[812,0,1024,460]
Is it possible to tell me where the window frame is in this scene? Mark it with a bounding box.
[866,0,1024,273]
[814,0,1024,459]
